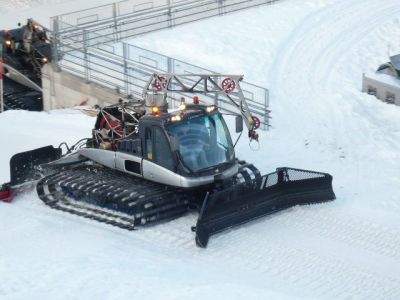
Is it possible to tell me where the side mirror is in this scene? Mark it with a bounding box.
[235,115,243,133]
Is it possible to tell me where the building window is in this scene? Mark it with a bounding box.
[385,92,395,104]
[367,85,377,96]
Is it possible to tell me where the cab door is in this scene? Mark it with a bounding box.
[142,125,181,186]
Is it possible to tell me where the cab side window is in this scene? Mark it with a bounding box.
[153,127,175,171]
[145,128,153,160]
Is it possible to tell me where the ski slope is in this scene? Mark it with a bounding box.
[1,0,400,299]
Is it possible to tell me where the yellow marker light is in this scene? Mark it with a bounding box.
[171,115,182,122]
[206,105,216,113]
[5,40,11,46]
[152,106,159,114]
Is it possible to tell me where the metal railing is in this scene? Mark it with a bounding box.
[49,0,273,129]
[52,0,278,47]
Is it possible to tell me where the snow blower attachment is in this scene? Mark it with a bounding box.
[1,19,52,112]
[1,73,336,247]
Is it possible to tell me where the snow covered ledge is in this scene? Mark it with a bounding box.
[362,72,400,106]
[41,64,121,111]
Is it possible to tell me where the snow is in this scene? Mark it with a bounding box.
[366,71,400,87]
[1,0,400,299]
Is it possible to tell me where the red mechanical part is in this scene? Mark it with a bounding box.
[0,187,14,203]
[99,114,123,138]
[251,116,261,129]
[221,77,236,93]
[153,76,168,91]
[249,130,259,142]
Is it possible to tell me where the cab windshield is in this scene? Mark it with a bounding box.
[167,113,235,172]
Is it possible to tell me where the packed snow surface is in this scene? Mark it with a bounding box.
[1,0,400,299]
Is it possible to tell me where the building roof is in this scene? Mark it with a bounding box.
[390,54,400,72]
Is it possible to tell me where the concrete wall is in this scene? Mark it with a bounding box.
[362,73,400,106]
[41,64,122,111]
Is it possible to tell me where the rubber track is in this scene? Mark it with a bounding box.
[3,77,42,111]
[36,165,197,231]
[36,162,261,232]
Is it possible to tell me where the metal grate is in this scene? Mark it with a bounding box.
[260,167,331,190]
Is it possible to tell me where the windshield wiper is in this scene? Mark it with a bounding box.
[175,150,195,175]
[195,161,233,174]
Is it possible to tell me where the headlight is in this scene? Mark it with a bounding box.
[206,105,216,113]
[171,115,182,122]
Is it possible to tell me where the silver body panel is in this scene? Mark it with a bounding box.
[142,159,182,187]
[77,148,116,169]
[142,159,238,188]
[181,164,239,188]
[115,152,143,177]
[47,151,85,166]
[53,148,239,188]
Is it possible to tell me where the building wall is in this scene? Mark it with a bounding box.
[41,64,121,111]
[362,73,400,106]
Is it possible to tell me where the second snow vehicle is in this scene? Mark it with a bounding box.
[0,74,336,247]
[1,19,51,111]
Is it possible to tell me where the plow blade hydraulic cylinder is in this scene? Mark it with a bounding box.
[194,167,336,248]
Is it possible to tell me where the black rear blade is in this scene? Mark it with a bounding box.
[195,167,336,248]
[10,146,62,186]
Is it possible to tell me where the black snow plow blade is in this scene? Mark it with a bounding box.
[9,146,62,186]
[195,167,336,248]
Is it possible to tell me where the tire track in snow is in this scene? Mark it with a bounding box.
[274,207,400,260]
[14,188,400,299]
[135,2,400,298]
[259,0,400,298]
[223,232,400,300]
[267,0,400,209]
[4,2,400,299]
[269,0,400,99]
[267,0,400,140]
[132,206,400,299]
